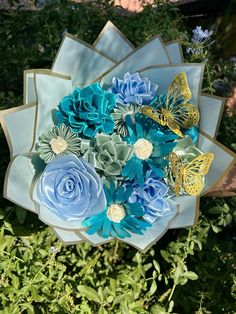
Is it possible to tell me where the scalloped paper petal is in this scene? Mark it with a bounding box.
[24,70,37,105]
[52,33,116,87]
[53,227,84,245]
[100,36,170,88]
[4,154,37,213]
[32,72,73,150]
[0,104,36,157]
[169,196,199,229]
[138,65,204,106]
[165,41,183,63]
[93,21,134,62]
[199,131,236,194]
[121,199,178,252]
[199,94,225,138]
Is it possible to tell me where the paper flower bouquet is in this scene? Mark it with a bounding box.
[1,22,235,251]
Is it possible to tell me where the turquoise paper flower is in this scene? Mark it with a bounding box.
[82,182,151,239]
[122,115,178,185]
[56,83,116,139]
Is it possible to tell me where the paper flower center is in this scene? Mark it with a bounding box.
[50,136,68,154]
[134,138,153,160]
[107,204,126,222]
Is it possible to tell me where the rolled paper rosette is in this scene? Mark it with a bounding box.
[0,21,235,252]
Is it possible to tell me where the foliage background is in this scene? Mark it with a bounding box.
[0,0,235,313]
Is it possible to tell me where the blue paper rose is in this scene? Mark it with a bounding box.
[111,72,158,106]
[128,170,170,223]
[37,154,106,220]
[56,83,116,138]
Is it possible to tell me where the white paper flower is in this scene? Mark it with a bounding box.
[0,21,235,252]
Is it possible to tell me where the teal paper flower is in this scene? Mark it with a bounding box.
[56,83,116,139]
[122,115,178,185]
[80,133,133,177]
[37,124,81,163]
[82,182,151,239]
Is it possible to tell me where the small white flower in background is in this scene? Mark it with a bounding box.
[50,246,59,255]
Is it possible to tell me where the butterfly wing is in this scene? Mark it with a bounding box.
[167,72,199,129]
[141,106,166,126]
[141,72,199,134]
[183,153,214,195]
[166,114,183,137]
[169,152,183,196]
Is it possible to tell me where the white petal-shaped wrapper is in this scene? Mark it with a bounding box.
[169,196,199,229]
[53,227,84,245]
[138,64,204,106]
[99,36,170,87]
[165,41,184,64]
[199,94,225,138]
[32,72,73,150]
[78,230,113,246]
[199,131,236,194]
[24,70,37,105]
[4,154,37,213]
[52,33,116,87]
[0,104,36,157]
[93,21,134,62]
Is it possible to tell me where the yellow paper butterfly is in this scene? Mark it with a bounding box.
[141,72,200,137]
[169,152,214,196]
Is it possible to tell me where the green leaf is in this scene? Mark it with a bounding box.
[149,280,157,296]
[211,225,222,233]
[168,300,174,313]
[183,271,198,280]
[208,206,228,214]
[15,206,27,224]
[153,260,161,273]
[77,285,101,303]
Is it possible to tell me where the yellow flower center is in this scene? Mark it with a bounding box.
[134,138,153,160]
[107,204,126,222]
[50,136,68,155]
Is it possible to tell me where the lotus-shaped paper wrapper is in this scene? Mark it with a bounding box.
[0,21,235,252]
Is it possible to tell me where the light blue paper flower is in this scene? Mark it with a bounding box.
[82,182,151,239]
[56,83,116,139]
[128,170,170,223]
[37,154,106,221]
[111,72,158,106]
[122,115,178,185]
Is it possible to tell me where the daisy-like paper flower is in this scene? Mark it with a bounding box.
[111,72,158,106]
[37,124,81,163]
[82,182,151,239]
[56,83,116,139]
[122,115,178,185]
[111,103,140,137]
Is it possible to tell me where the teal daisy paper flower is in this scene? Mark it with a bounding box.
[37,124,81,163]
[82,182,151,239]
[122,115,178,185]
